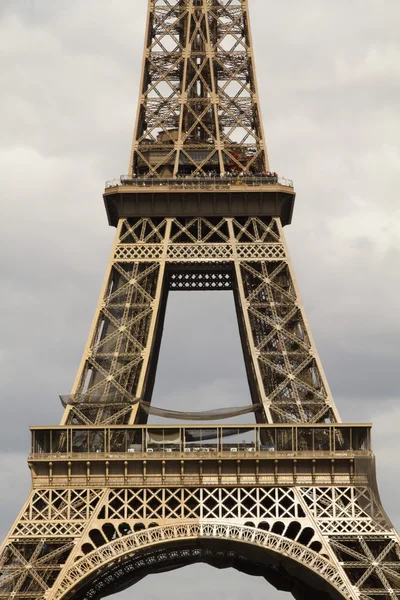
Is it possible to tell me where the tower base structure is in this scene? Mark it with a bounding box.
[1,422,400,599]
[0,217,399,600]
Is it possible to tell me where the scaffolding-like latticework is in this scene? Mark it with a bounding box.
[130,0,268,178]
[62,217,340,427]
[1,2,400,600]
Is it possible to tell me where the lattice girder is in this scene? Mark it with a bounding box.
[2,484,400,599]
[130,0,268,178]
[57,217,339,426]
[2,1,398,598]
[50,521,352,600]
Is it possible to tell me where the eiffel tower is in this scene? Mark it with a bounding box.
[1,1,399,599]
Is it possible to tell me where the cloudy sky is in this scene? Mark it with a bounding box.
[0,0,399,598]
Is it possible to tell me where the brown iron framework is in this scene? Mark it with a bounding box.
[130,0,268,178]
[1,1,400,600]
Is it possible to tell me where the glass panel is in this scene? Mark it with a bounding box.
[33,430,51,453]
[297,428,313,451]
[72,430,89,453]
[51,430,68,453]
[352,427,370,451]
[259,427,276,451]
[221,428,256,452]
[276,428,293,451]
[127,429,143,453]
[184,428,218,452]
[334,428,351,451]
[88,430,104,453]
[147,428,180,452]
[109,429,127,452]
[236,428,256,451]
[314,428,331,451]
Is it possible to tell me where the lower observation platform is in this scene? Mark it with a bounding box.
[30,423,371,457]
[28,423,373,489]
[103,175,295,227]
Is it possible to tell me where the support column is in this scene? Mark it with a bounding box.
[229,217,338,424]
[228,218,273,422]
[129,219,172,423]
[62,218,171,426]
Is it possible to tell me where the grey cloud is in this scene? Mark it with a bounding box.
[0,454,30,541]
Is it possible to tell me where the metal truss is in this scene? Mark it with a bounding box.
[1,1,399,600]
[130,0,268,178]
[52,522,351,600]
[61,216,338,427]
[1,218,400,598]
[168,264,233,290]
[1,484,400,599]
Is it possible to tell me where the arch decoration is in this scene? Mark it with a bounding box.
[49,521,354,600]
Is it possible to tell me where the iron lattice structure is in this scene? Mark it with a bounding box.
[1,1,400,599]
[130,0,268,178]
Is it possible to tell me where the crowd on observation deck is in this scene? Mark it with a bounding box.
[105,170,296,189]
[126,170,278,180]
[172,170,278,179]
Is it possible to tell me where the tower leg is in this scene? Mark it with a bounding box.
[228,217,339,424]
[61,218,172,427]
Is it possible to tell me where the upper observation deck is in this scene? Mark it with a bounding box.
[103,173,296,226]
[116,1,294,225]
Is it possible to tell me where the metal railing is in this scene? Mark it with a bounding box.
[105,175,294,190]
[29,448,370,461]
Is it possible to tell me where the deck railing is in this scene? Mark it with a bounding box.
[105,175,294,190]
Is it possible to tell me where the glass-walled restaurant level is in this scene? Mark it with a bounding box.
[30,424,371,456]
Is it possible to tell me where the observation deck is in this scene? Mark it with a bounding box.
[29,423,373,489]
[103,175,296,227]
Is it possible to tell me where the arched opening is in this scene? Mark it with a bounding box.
[56,525,349,600]
[113,565,289,600]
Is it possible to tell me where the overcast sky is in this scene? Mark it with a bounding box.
[0,1,399,598]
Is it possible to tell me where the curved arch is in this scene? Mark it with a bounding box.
[51,522,353,600]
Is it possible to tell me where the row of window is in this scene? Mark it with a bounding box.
[31,426,370,455]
